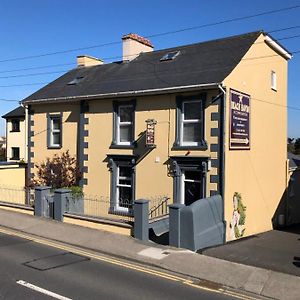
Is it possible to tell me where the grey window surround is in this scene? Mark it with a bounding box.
[170,156,208,204]
[107,155,136,216]
[109,144,136,150]
[111,99,136,148]
[173,94,207,150]
[47,113,63,149]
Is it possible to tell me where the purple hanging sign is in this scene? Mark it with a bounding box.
[229,89,250,150]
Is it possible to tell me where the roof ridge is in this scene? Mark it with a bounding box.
[141,30,263,56]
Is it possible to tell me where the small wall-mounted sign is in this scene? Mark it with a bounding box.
[145,119,157,147]
[229,89,250,150]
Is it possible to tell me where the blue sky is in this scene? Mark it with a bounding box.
[0,0,299,137]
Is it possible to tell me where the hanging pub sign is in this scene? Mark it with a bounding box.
[145,119,157,147]
[229,89,250,150]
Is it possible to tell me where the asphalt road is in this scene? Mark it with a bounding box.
[0,232,240,300]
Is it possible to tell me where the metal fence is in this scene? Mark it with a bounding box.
[65,194,134,223]
[0,184,32,207]
[148,196,170,220]
[0,182,170,225]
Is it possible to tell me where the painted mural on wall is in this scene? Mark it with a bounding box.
[230,192,247,239]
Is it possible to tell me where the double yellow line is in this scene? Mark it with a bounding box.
[0,226,260,300]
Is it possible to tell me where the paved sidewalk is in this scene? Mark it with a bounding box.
[203,226,300,277]
[0,208,299,300]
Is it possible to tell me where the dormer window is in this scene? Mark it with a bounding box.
[160,51,180,61]
[67,76,85,85]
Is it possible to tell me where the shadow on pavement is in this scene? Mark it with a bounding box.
[203,224,300,277]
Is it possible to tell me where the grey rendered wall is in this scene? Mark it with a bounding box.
[170,195,225,251]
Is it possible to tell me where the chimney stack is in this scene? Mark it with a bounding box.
[77,55,104,67]
[122,33,153,62]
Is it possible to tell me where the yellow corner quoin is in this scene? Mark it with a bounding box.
[0,226,260,300]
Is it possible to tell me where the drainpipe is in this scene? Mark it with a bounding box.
[218,84,226,244]
[21,102,31,205]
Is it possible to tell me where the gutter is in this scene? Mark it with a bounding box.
[264,35,292,60]
[22,83,220,105]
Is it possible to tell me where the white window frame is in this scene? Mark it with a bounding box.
[115,165,133,212]
[180,100,202,146]
[116,105,133,145]
[271,70,277,91]
[180,169,201,205]
[50,116,61,147]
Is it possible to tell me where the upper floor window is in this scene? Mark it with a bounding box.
[47,114,62,148]
[112,100,135,148]
[11,119,20,132]
[181,101,202,146]
[271,71,277,91]
[174,95,207,149]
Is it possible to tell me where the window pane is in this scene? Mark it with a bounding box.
[119,186,132,208]
[184,102,201,120]
[119,106,133,122]
[119,179,131,186]
[52,118,60,130]
[183,123,201,143]
[119,166,132,178]
[120,125,133,142]
[185,181,201,206]
[12,120,20,131]
[52,132,60,145]
[185,170,201,182]
[12,148,20,159]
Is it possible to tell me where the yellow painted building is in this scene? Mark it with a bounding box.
[22,31,291,241]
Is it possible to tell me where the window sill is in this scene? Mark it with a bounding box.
[172,141,208,151]
[10,130,20,133]
[271,87,277,92]
[10,158,20,161]
[110,143,135,150]
[47,146,62,150]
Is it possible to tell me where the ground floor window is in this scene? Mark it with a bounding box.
[171,156,207,206]
[116,166,133,211]
[11,147,20,160]
[107,155,135,215]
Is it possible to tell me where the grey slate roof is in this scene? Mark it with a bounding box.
[2,106,25,119]
[288,152,300,170]
[23,31,262,103]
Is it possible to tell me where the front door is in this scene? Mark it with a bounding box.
[180,170,202,206]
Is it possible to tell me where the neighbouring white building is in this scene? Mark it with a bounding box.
[2,106,27,162]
